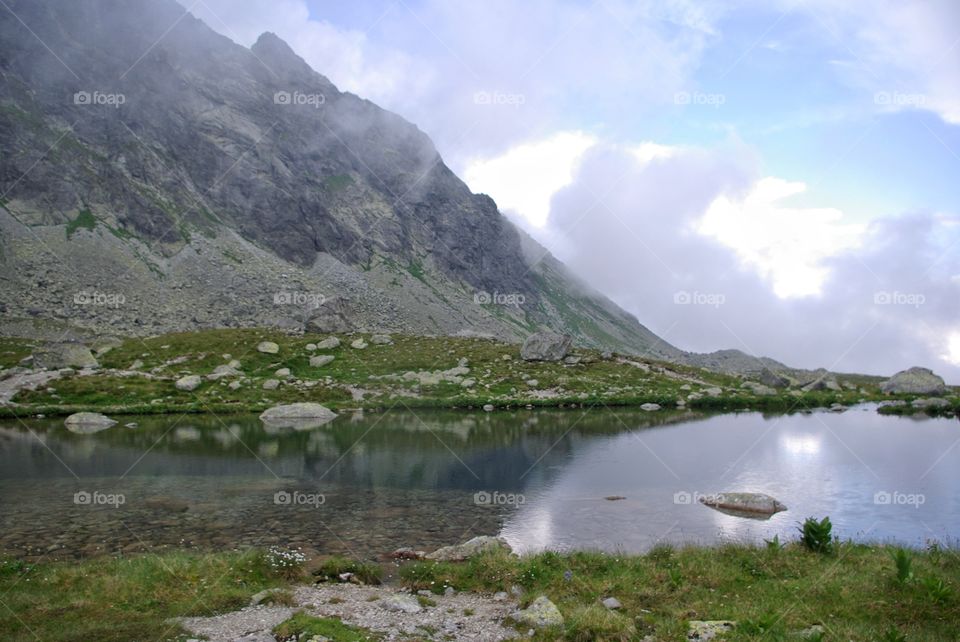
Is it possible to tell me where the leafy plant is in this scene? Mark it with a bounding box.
[667,567,683,589]
[890,548,914,585]
[765,534,785,552]
[921,576,952,605]
[799,517,834,554]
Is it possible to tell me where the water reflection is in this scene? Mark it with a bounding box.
[0,406,957,561]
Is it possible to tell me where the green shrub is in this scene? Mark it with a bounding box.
[799,517,834,554]
[890,548,914,585]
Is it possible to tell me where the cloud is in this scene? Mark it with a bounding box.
[510,137,960,381]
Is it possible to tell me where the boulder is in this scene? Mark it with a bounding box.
[514,596,563,629]
[520,331,573,362]
[687,620,736,641]
[881,367,947,395]
[911,397,951,409]
[380,594,422,614]
[425,535,512,562]
[305,297,355,333]
[699,492,786,516]
[758,368,789,388]
[309,355,335,368]
[64,412,116,431]
[640,403,661,411]
[32,343,98,369]
[744,382,776,396]
[370,334,393,345]
[275,368,291,377]
[801,372,841,392]
[350,338,368,349]
[305,343,317,351]
[262,379,280,390]
[207,364,241,381]
[259,403,338,430]
[316,337,341,350]
[175,375,202,391]
[256,341,279,354]
[601,597,622,610]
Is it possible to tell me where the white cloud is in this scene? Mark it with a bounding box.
[698,177,865,297]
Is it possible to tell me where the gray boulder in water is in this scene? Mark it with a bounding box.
[699,492,787,516]
[520,331,572,362]
[64,412,116,433]
[881,367,947,395]
[259,402,337,430]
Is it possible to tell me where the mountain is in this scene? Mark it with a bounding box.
[0,0,681,360]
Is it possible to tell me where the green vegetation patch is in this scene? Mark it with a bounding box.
[65,208,97,239]
[274,612,380,641]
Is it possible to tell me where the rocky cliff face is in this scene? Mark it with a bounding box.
[0,0,679,358]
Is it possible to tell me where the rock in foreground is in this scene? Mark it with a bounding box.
[33,343,98,369]
[521,331,573,362]
[699,492,786,516]
[64,412,116,433]
[515,596,564,629]
[881,367,946,395]
[425,536,512,562]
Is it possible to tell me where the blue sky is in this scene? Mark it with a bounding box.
[194,0,960,379]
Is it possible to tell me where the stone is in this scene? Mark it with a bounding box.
[758,368,790,388]
[262,379,280,390]
[350,338,368,349]
[564,356,581,365]
[305,343,317,351]
[521,331,573,362]
[249,588,283,606]
[175,375,202,391]
[460,378,476,388]
[316,337,341,350]
[882,367,947,395]
[64,412,116,431]
[309,355,335,367]
[911,397,951,409]
[699,492,787,516]
[525,379,539,387]
[256,341,280,354]
[275,368,291,377]
[207,364,241,381]
[390,547,426,560]
[32,342,98,369]
[687,620,736,641]
[601,597,622,610]
[260,402,337,420]
[704,387,722,397]
[380,594,422,614]
[370,334,393,345]
[228,380,242,390]
[515,596,563,629]
[425,536,512,562]
[493,591,508,601]
[640,403,661,411]
[483,404,495,412]
[744,382,776,396]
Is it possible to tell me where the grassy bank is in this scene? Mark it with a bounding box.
[4,328,947,418]
[1,541,958,641]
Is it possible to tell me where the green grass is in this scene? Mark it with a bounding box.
[311,556,383,585]
[400,543,960,641]
[274,612,380,641]
[0,549,298,641]
[65,208,97,239]
[2,328,953,418]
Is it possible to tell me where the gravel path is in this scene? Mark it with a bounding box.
[179,584,520,641]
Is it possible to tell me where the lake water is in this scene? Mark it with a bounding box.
[1,406,957,561]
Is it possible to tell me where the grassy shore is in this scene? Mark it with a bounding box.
[4,328,952,419]
[1,542,958,641]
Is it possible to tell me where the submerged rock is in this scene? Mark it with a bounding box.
[640,403,661,411]
[515,596,563,628]
[881,367,947,395]
[520,331,572,362]
[699,492,787,516]
[425,535,511,562]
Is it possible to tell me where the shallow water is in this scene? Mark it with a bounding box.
[0,406,957,560]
